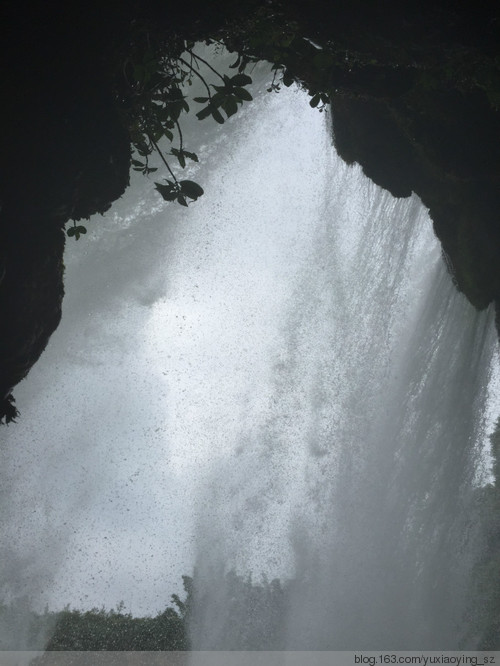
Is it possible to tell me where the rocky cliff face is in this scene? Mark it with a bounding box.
[271,2,500,310]
[330,86,500,312]
[0,4,131,422]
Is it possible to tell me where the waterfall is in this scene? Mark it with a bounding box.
[0,63,497,651]
[185,87,498,650]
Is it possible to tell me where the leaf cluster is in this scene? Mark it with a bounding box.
[63,9,339,243]
[120,43,254,189]
[194,72,253,123]
[154,178,204,206]
[41,575,193,651]
[66,38,257,240]
[67,223,87,240]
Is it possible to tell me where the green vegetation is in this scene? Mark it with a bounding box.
[63,9,347,241]
[0,571,288,651]
[65,40,257,238]
[114,43,256,206]
[0,576,192,651]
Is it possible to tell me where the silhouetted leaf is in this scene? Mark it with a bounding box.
[211,107,225,124]
[151,127,164,142]
[230,73,252,86]
[169,101,183,122]
[309,93,321,108]
[196,105,213,120]
[210,91,225,107]
[155,181,179,201]
[67,225,87,240]
[168,87,184,101]
[234,87,253,102]
[222,96,238,117]
[67,224,86,240]
[180,180,204,199]
[238,55,251,73]
[171,148,186,168]
[183,150,199,163]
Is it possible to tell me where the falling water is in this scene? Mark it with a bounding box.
[185,88,498,649]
